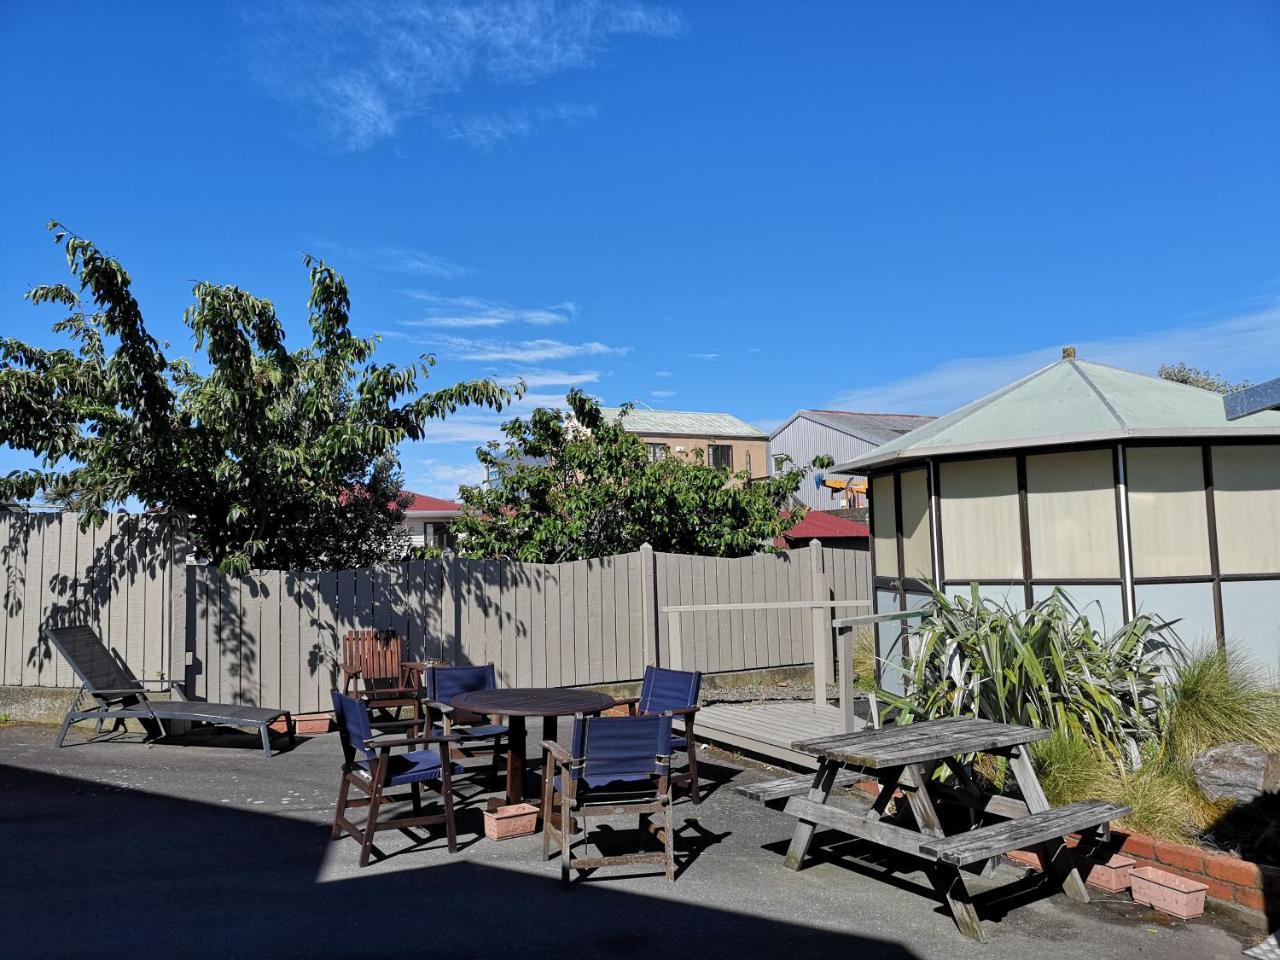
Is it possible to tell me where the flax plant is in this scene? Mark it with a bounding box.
[882,585,1181,764]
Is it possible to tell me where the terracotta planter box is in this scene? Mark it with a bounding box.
[270,712,332,735]
[1082,853,1136,893]
[484,801,540,840]
[1130,866,1207,919]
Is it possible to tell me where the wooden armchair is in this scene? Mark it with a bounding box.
[540,713,676,884]
[330,691,477,865]
[614,665,702,803]
[341,629,421,730]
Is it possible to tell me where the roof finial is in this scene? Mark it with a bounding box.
[1062,345,1077,360]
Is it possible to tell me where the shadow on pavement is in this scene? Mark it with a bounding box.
[0,762,922,960]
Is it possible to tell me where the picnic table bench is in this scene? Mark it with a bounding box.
[765,716,1129,943]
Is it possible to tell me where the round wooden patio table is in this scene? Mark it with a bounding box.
[450,687,616,805]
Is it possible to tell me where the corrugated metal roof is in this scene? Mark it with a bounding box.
[773,409,936,444]
[833,358,1280,473]
[601,408,767,438]
[781,511,870,541]
[403,492,460,515]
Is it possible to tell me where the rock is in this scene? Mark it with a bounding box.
[1192,742,1280,803]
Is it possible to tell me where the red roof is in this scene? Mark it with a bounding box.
[780,510,870,543]
[403,492,461,515]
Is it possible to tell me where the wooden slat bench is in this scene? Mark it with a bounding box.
[919,799,1130,866]
[735,769,869,803]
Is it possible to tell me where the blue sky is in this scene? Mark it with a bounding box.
[3,1,1279,499]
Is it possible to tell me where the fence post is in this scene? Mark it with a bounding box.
[639,543,658,666]
[169,529,192,689]
[667,609,683,671]
[809,540,830,708]
[440,550,457,664]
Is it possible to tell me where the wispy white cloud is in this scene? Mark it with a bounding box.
[435,335,629,363]
[654,370,672,378]
[650,389,677,399]
[688,352,720,360]
[497,369,599,388]
[312,241,471,279]
[436,102,598,148]
[399,292,574,328]
[244,1,683,150]
[827,306,1280,415]
[406,457,485,498]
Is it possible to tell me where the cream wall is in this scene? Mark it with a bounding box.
[634,433,769,478]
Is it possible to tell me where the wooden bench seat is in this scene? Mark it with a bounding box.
[736,769,869,803]
[918,799,1131,866]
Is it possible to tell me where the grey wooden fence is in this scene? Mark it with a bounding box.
[1,511,871,714]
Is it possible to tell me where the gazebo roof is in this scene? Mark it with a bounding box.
[833,356,1280,473]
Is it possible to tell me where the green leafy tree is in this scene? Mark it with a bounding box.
[451,390,826,561]
[0,223,517,574]
[1157,362,1251,395]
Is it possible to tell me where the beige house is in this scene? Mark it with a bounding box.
[600,408,768,477]
[400,492,460,550]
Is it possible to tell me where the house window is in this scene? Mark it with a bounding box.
[772,454,788,474]
[484,464,502,489]
[646,442,668,462]
[707,444,733,470]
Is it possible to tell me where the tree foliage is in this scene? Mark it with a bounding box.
[1157,362,1251,395]
[451,390,825,562]
[0,222,516,574]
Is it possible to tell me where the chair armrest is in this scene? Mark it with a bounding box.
[612,696,640,715]
[423,700,453,714]
[365,731,464,750]
[86,688,152,697]
[644,706,699,718]
[360,687,418,700]
[541,739,571,764]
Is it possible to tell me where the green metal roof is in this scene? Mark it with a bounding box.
[833,358,1280,473]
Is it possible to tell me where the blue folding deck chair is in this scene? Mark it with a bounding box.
[424,663,509,780]
[540,713,676,884]
[616,665,702,802]
[331,690,484,866]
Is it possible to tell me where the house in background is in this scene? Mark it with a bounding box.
[769,410,936,512]
[601,408,769,478]
[401,492,460,550]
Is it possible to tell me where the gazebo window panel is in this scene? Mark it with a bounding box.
[1220,580,1280,671]
[871,474,898,578]
[938,457,1022,580]
[1025,449,1119,580]
[1134,582,1218,648]
[899,468,932,581]
[1125,447,1211,578]
[874,589,906,696]
[1031,584,1124,637]
[943,582,1023,608]
[1213,445,1280,575]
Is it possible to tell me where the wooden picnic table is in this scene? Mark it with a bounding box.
[450,687,616,805]
[778,716,1129,943]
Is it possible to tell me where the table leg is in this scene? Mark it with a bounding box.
[505,714,527,804]
[783,759,840,870]
[1008,745,1089,903]
[902,763,986,943]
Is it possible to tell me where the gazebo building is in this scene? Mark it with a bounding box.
[833,351,1280,692]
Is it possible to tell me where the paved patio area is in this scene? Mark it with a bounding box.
[0,720,1251,960]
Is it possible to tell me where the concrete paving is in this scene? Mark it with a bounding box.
[0,721,1251,960]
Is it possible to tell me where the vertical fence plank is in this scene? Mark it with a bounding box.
[556,561,574,685]
[600,556,617,682]
[280,571,301,713]
[530,565,547,686]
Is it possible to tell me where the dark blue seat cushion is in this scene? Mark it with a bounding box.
[554,773,659,799]
[671,734,688,751]
[359,750,464,786]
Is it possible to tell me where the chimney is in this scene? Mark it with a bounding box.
[1062,346,1077,360]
